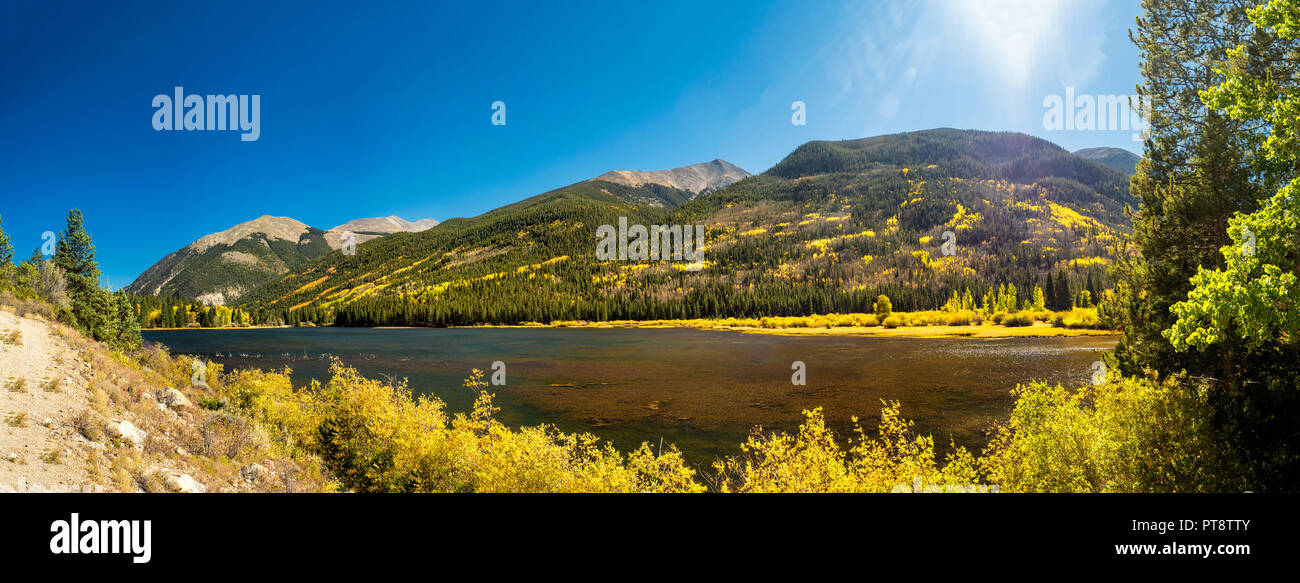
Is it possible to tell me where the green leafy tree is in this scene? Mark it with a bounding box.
[1112,0,1290,378]
[1161,0,1300,491]
[872,294,892,319]
[1165,0,1300,370]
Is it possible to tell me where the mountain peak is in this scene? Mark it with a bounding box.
[189,215,310,254]
[329,216,440,234]
[125,213,440,303]
[590,159,750,198]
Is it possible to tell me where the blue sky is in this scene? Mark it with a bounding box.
[0,0,1143,289]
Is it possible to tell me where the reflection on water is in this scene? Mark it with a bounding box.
[143,327,1116,466]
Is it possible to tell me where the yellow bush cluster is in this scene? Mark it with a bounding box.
[981,376,1241,492]
[193,352,1234,493]
[712,403,978,492]
[1050,308,1105,329]
[220,362,704,493]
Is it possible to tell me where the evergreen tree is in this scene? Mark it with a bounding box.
[1111,0,1287,378]
[1160,0,1300,490]
[112,292,142,350]
[1053,270,1071,311]
[0,213,13,283]
[53,209,99,281]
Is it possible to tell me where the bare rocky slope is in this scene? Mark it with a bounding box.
[125,214,438,304]
[0,297,331,492]
[591,159,750,201]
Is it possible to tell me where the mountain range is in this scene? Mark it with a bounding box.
[202,128,1140,326]
[123,215,438,304]
[589,159,750,206]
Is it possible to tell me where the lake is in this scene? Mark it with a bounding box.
[142,327,1116,466]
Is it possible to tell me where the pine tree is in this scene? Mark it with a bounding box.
[1045,272,1056,310]
[112,292,142,350]
[0,213,13,282]
[1112,0,1287,378]
[1053,270,1070,311]
[1158,0,1300,490]
[53,209,99,281]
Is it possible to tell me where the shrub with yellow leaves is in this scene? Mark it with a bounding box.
[712,403,978,493]
[219,360,704,493]
[980,376,1242,493]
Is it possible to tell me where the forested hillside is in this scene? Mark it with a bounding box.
[124,215,437,306]
[235,129,1137,327]
[1073,147,1142,175]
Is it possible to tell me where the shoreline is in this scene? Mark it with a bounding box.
[467,320,1117,338]
[144,320,1118,339]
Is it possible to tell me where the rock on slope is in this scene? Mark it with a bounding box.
[125,214,438,304]
[323,215,440,248]
[0,299,329,492]
[591,159,750,200]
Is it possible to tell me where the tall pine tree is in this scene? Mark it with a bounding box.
[1110,0,1288,378]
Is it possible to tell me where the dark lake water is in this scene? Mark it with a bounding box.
[143,327,1116,467]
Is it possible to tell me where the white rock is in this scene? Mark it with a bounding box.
[240,463,266,483]
[113,420,147,449]
[42,417,52,427]
[168,473,206,493]
[156,388,192,409]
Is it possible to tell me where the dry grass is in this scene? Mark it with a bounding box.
[73,409,107,443]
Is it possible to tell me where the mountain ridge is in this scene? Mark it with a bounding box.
[124,214,438,304]
[1072,146,1141,175]
[590,159,750,202]
[229,129,1136,327]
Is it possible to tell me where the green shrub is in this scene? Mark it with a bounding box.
[199,396,225,411]
[982,376,1244,492]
